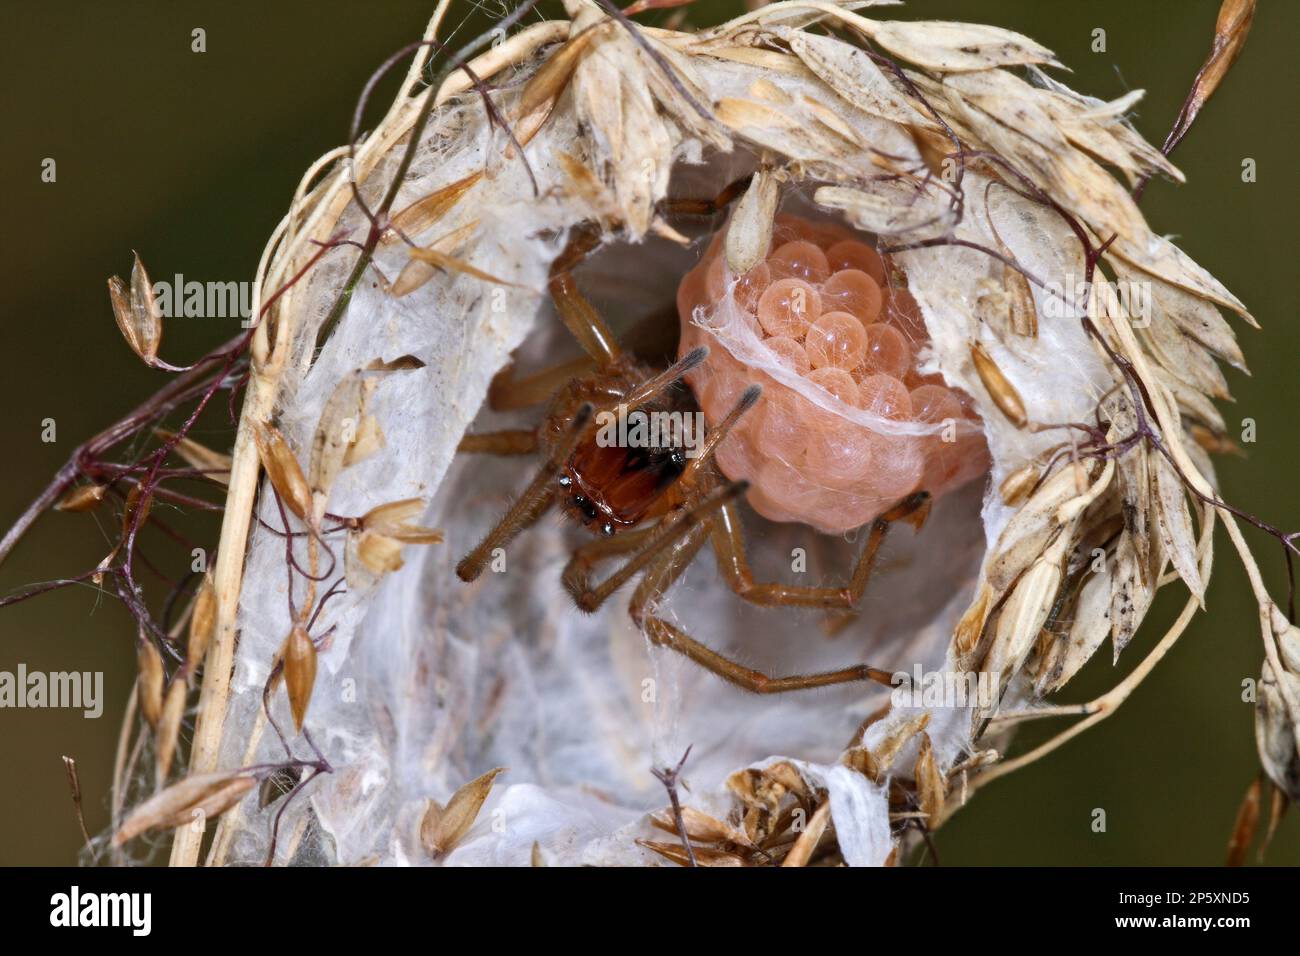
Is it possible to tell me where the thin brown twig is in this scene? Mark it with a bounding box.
[61,755,94,858]
[650,745,697,867]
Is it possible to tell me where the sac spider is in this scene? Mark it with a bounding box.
[455,218,929,695]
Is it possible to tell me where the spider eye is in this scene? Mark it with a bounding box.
[558,474,572,487]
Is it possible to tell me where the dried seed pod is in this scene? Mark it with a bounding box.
[1109,529,1156,661]
[780,800,831,867]
[106,275,134,349]
[726,768,768,815]
[392,220,482,297]
[969,341,1027,428]
[282,625,317,733]
[1189,423,1243,457]
[650,806,755,849]
[1225,774,1262,867]
[867,713,931,780]
[979,548,1064,717]
[1151,452,1205,603]
[122,483,153,536]
[252,422,313,523]
[998,461,1039,506]
[309,372,368,510]
[763,760,809,799]
[114,770,255,845]
[844,746,879,782]
[1036,567,1113,695]
[1162,0,1255,159]
[344,415,385,467]
[127,252,162,356]
[987,460,1104,593]
[420,767,505,858]
[359,499,443,544]
[407,244,518,287]
[385,170,481,243]
[785,30,935,130]
[348,531,406,582]
[136,640,164,730]
[107,251,163,365]
[187,573,216,669]
[364,354,427,373]
[856,17,1062,72]
[1262,782,1287,856]
[1255,619,1300,801]
[54,484,107,513]
[156,679,188,785]
[954,584,995,660]
[156,429,232,485]
[913,733,946,823]
[637,839,746,867]
[725,168,778,275]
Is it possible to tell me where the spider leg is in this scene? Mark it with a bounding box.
[709,491,931,611]
[629,521,896,694]
[457,429,538,455]
[657,174,754,219]
[560,527,657,597]
[565,479,747,612]
[618,346,708,413]
[549,225,623,366]
[680,383,761,485]
[456,404,593,582]
[486,357,598,412]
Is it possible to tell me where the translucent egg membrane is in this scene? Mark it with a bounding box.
[679,214,990,534]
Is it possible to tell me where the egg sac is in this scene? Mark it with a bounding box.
[677,214,990,533]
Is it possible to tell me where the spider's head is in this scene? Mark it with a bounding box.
[558,473,617,536]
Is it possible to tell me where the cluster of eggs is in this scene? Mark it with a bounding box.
[677,214,989,534]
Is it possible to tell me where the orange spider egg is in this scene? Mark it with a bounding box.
[757,278,820,338]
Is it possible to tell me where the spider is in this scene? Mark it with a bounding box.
[454,204,930,696]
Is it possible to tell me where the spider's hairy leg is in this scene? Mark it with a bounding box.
[456,404,593,582]
[560,526,656,598]
[549,225,623,366]
[457,429,538,455]
[565,479,747,613]
[657,174,754,219]
[710,491,932,611]
[629,522,896,694]
[483,298,687,415]
[480,225,618,413]
[681,383,761,484]
[616,345,709,414]
[487,356,598,412]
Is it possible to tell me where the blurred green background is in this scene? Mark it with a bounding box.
[0,0,1295,865]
